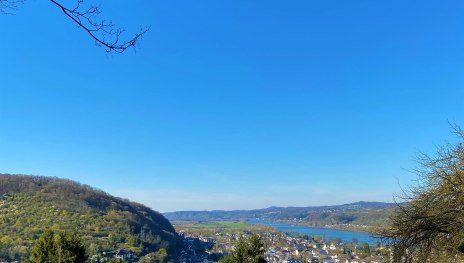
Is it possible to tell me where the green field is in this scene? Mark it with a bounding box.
[173,220,276,235]
[195,221,250,229]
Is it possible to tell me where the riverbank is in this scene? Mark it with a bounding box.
[248,219,380,245]
[273,219,383,234]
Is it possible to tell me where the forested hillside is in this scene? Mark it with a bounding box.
[165,201,395,230]
[0,174,183,262]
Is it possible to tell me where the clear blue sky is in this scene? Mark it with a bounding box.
[1,1,463,212]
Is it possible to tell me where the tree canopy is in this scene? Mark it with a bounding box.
[384,125,464,262]
[28,229,86,263]
[219,234,266,263]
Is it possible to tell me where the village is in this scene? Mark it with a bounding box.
[177,229,390,263]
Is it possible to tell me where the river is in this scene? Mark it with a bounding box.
[248,219,379,245]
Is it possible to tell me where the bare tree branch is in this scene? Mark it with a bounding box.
[1,0,148,53]
[381,124,464,262]
[48,0,148,53]
[0,0,24,15]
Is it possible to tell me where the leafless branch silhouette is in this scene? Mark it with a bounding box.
[0,0,24,14]
[1,0,148,53]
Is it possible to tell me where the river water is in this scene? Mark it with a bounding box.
[248,219,379,245]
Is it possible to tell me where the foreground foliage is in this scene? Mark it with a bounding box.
[384,126,464,262]
[0,174,182,262]
[219,235,266,263]
[28,230,86,263]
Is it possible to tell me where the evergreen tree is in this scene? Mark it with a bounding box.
[29,230,87,263]
[234,237,248,263]
[219,235,266,263]
[29,230,56,263]
[247,235,266,263]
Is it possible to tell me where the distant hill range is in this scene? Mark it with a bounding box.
[164,201,396,229]
[0,174,183,262]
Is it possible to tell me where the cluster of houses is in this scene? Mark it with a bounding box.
[178,230,389,263]
[90,249,135,262]
[113,249,135,261]
[262,234,387,263]
[178,234,217,263]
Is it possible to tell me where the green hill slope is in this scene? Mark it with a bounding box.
[0,174,183,262]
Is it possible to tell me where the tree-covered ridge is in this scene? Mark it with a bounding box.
[0,174,183,262]
[165,202,395,231]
